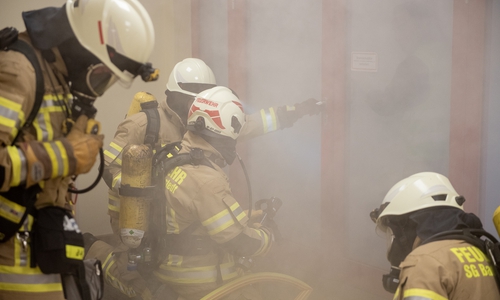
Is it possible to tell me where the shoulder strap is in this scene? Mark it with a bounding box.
[7,39,44,144]
[141,100,160,147]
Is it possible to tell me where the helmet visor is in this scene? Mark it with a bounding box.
[86,64,118,96]
[384,226,395,258]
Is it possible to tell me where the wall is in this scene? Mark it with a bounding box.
[482,0,500,237]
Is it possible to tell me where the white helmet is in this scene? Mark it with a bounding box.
[166,58,217,96]
[187,86,245,140]
[66,0,155,84]
[371,172,465,230]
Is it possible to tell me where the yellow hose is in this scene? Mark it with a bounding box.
[200,272,313,300]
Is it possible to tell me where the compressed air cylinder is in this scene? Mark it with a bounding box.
[126,91,156,118]
[119,144,153,248]
[493,205,500,238]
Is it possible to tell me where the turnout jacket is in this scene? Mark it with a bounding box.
[394,239,500,300]
[0,32,72,299]
[104,96,284,218]
[154,131,272,299]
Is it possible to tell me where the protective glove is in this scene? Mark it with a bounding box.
[20,115,103,187]
[276,98,323,129]
[65,115,104,174]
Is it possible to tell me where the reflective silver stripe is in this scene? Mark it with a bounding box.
[47,141,65,176]
[261,108,277,133]
[404,297,432,300]
[35,109,49,141]
[108,197,120,212]
[18,148,26,184]
[104,142,122,161]
[231,203,244,219]
[112,175,121,192]
[7,145,26,186]
[35,94,70,141]
[0,272,60,284]
[0,96,23,138]
[202,210,234,236]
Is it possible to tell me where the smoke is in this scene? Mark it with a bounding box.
[195,0,473,299]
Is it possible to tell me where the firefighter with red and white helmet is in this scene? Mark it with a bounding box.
[0,0,157,299]
[84,57,321,299]
[155,86,273,299]
[370,172,500,300]
[103,57,322,230]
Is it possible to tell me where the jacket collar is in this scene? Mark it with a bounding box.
[160,98,185,132]
[181,131,226,168]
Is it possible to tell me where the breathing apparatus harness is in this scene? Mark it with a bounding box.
[421,228,500,292]
[377,227,500,295]
[117,134,217,270]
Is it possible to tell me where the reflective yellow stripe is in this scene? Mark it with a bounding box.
[260,107,278,133]
[155,261,238,284]
[102,253,136,297]
[0,281,62,292]
[165,254,183,267]
[34,94,67,141]
[0,234,62,293]
[0,195,25,223]
[0,96,24,139]
[403,288,447,300]
[202,209,234,236]
[112,173,122,189]
[42,142,59,178]
[7,146,25,186]
[108,193,120,212]
[104,142,123,164]
[230,202,245,222]
[66,245,84,260]
[167,207,180,234]
[39,141,68,178]
[252,228,270,257]
[54,140,69,176]
[393,286,400,300]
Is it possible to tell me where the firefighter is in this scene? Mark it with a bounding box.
[153,85,273,299]
[82,58,321,299]
[370,172,500,300]
[0,0,156,299]
[103,57,322,231]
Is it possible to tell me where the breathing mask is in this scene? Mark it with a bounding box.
[371,204,417,294]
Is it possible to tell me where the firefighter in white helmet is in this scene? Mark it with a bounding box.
[103,57,322,233]
[0,0,157,299]
[370,172,500,300]
[154,86,273,299]
[84,57,320,299]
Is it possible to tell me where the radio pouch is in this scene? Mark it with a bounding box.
[32,206,85,273]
